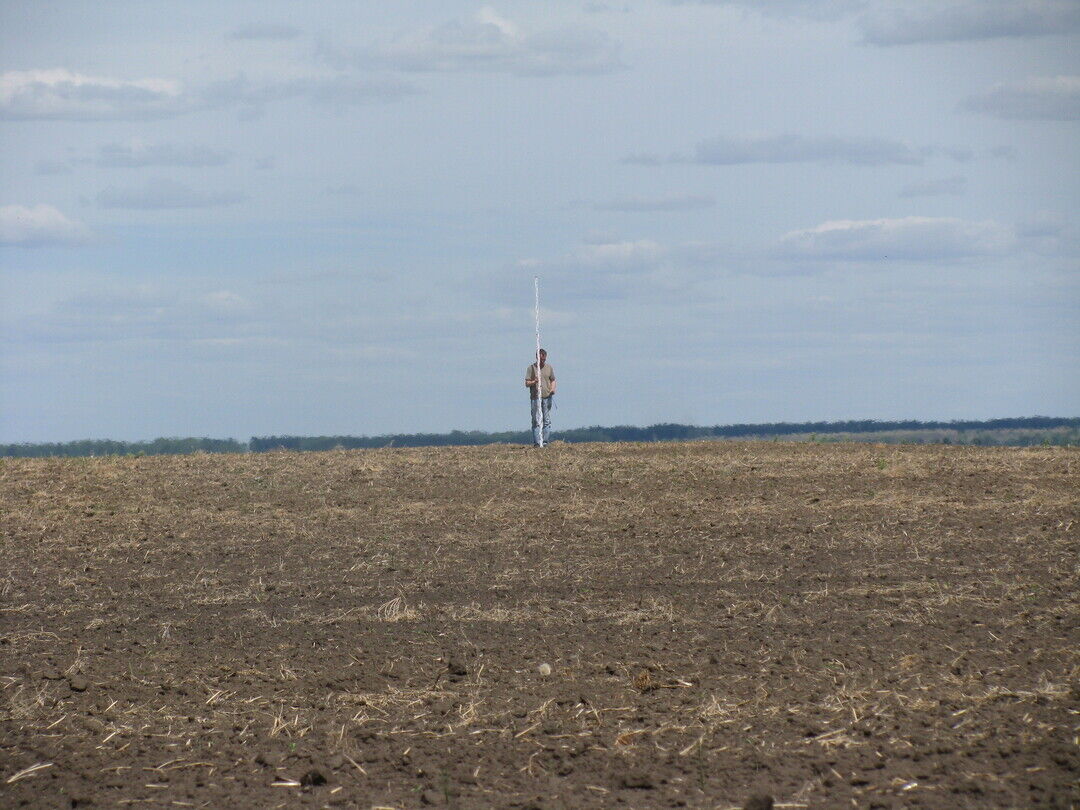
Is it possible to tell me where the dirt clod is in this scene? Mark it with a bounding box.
[254,752,281,768]
[619,771,655,789]
[68,675,88,692]
[299,768,326,787]
[420,788,443,804]
[743,795,774,810]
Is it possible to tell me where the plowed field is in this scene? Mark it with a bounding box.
[1,442,1077,808]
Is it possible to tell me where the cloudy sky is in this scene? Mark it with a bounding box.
[1,0,1077,442]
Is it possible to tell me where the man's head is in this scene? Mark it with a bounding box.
[538,348,547,367]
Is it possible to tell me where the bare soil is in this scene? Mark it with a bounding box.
[1,442,1077,809]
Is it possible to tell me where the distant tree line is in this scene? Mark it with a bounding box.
[3,417,1077,458]
[0,437,246,459]
[251,417,1080,451]
[249,429,530,452]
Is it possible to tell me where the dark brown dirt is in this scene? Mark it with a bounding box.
[1,442,1077,808]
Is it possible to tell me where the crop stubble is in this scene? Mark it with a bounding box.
[0,442,1077,808]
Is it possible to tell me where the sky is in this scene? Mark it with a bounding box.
[1,0,1078,442]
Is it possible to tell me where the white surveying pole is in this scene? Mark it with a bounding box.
[534,276,544,447]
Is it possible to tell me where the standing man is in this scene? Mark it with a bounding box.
[525,348,556,447]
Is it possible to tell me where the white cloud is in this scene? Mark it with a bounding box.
[960,75,1080,121]
[201,290,250,311]
[594,193,715,211]
[691,133,924,166]
[329,344,420,362]
[898,175,967,198]
[0,68,417,122]
[97,179,246,210]
[228,23,301,41]
[499,237,676,303]
[779,216,1016,260]
[499,234,747,304]
[0,68,189,121]
[1017,211,1066,239]
[476,7,521,38]
[34,159,74,176]
[939,146,974,162]
[859,0,1080,45]
[359,8,622,76]
[31,142,233,175]
[574,238,665,266]
[1015,212,1080,257]
[584,2,632,13]
[96,141,233,168]
[630,134,973,167]
[56,287,174,328]
[0,204,91,247]
[673,0,865,21]
[33,285,266,344]
[202,73,418,110]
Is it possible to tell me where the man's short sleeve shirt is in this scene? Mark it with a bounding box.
[527,363,555,399]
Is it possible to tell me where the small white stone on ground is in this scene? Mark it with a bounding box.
[538,663,552,677]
